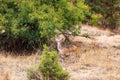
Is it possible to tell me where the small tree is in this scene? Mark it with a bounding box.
[0,0,89,52]
[27,45,69,80]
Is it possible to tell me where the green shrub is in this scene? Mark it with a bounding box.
[82,33,90,38]
[27,45,69,80]
[0,0,89,52]
[85,0,120,29]
[89,14,102,26]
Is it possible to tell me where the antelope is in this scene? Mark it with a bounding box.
[55,37,78,63]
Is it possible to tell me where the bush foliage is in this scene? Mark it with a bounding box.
[0,0,119,52]
[85,0,120,29]
[0,0,89,51]
[27,45,69,80]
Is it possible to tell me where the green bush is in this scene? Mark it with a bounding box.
[27,45,69,80]
[0,0,89,52]
[89,14,102,26]
[82,33,90,38]
[85,0,120,29]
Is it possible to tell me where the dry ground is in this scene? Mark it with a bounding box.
[0,25,120,80]
[63,46,120,80]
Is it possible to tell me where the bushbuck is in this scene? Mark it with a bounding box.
[56,37,78,63]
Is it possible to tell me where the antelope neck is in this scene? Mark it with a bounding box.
[56,41,62,54]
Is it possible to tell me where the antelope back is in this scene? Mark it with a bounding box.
[67,45,77,50]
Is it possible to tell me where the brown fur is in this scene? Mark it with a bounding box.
[56,37,78,62]
[62,45,78,57]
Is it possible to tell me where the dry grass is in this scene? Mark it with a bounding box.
[62,46,120,80]
[0,25,120,80]
[0,70,10,80]
[0,51,41,80]
[0,45,120,80]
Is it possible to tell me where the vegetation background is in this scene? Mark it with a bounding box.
[0,1,120,79]
[0,0,119,52]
